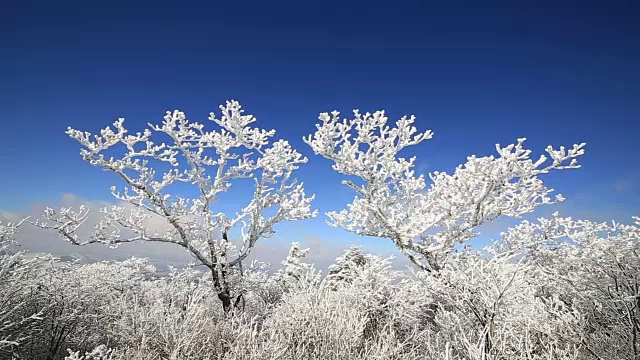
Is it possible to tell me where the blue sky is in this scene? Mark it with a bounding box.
[2,0,639,260]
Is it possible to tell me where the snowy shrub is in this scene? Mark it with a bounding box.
[65,345,114,360]
[257,286,367,359]
[0,220,46,358]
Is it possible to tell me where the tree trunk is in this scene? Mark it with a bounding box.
[207,230,247,315]
[211,230,236,314]
[217,289,232,314]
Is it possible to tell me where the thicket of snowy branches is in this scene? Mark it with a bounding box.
[1,102,638,360]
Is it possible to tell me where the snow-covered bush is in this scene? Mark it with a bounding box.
[65,345,114,360]
[11,258,155,360]
[258,286,368,359]
[492,213,640,359]
[0,220,47,358]
[416,250,543,358]
[108,269,231,359]
[325,247,402,338]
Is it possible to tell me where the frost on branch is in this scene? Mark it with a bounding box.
[305,109,585,271]
[0,219,26,247]
[32,100,317,312]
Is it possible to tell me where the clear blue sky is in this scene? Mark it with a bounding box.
[2,0,639,253]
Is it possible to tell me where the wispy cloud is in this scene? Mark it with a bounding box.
[612,173,639,194]
[12,190,630,275]
[0,193,368,272]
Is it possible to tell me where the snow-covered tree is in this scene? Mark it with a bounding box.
[32,101,317,312]
[326,246,371,286]
[272,242,321,290]
[304,109,585,272]
[326,246,395,289]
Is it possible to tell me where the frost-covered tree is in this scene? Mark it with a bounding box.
[272,242,321,290]
[33,101,317,312]
[326,246,396,289]
[326,246,370,286]
[304,109,585,272]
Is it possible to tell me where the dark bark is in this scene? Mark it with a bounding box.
[209,230,241,315]
[209,263,232,314]
[217,289,232,314]
[234,293,245,312]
